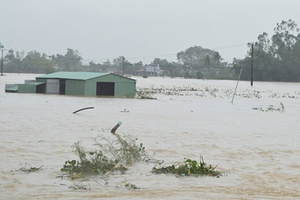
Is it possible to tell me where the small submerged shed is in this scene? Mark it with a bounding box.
[6,72,136,98]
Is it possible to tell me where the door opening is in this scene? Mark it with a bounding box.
[96,82,115,96]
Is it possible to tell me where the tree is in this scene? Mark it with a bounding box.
[233,19,300,82]
[53,48,82,71]
[213,52,222,66]
[176,46,221,68]
[21,51,53,73]
[204,55,211,67]
[113,56,132,75]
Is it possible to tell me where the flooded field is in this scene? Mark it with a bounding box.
[0,73,299,199]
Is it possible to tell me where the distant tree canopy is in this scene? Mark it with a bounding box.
[53,48,82,71]
[233,19,300,82]
[177,46,225,68]
[2,19,300,82]
[4,50,53,73]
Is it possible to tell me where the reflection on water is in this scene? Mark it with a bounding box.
[0,73,300,199]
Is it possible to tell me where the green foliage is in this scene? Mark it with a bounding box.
[61,133,149,179]
[177,46,224,68]
[152,156,221,177]
[61,142,127,178]
[95,134,149,165]
[234,19,300,82]
[125,182,140,190]
[53,48,82,71]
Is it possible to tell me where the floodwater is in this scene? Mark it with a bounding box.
[0,73,299,200]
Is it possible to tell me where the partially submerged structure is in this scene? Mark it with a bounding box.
[5,72,136,98]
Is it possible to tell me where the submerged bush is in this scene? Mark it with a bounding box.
[152,156,221,177]
[61,133,149,179]
[95,133,149,165]
[61,142,126,178]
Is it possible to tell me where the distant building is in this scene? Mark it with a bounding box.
[5,71,136,98]
[144,64,162,76]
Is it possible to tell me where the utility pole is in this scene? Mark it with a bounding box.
[0,42,4,76]
[251,43,254,86]
[122,56,125,76]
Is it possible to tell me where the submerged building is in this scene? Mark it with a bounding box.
[5,72,136,98]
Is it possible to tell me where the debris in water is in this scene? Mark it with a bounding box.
[111,122,122,134]
[73,107,94,114]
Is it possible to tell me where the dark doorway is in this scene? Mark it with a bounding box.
[36,83,46,93]
[59,79,66,95]
[96,82,115,96]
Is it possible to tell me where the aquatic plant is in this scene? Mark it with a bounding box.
[152,156,221,177]
[61,142,127,179]
[136,88,157,99]
[252,102,285,112]
[95,133,149,165]
[61,133,149,179]
[125,182,140,190]
[69,181,91,190]
[19,163,43,173]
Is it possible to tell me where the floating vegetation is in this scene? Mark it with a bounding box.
[69,181,91,190]
[137,85,300,100]
[95,133,149,165]
[125,182,140,190]
[136,89,157,99]
[61,142,127,179]
[252,102,285,112]
[152,156,221,177]
[61,132,149,180]
[121,108,129,112]
[19,163,43,173]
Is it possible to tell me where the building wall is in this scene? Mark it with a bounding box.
[114,82,136,97]
[84,74,136,97]
[18,84,36,93]
[66,80,85,96]
[32,73,136,97]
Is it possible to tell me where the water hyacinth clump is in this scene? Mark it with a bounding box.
[61,133,149,179]
[152,156,221,177]
[61,142,127,179]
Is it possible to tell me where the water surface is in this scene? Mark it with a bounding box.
[0,73,299,199]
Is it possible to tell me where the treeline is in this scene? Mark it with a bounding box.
[2,19,300,82]
[232,19,300,82]
[2,46,230,79]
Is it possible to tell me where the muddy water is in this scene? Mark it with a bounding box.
[0,73,299,199]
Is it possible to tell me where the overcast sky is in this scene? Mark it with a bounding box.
[1,0,300,64]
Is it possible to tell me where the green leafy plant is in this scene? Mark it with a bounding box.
[61,133,149,179]
[95,133,149,165]
[125,182,140,190]
[152,156,221,177]
[61,142,127,179]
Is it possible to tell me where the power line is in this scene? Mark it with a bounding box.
[83,43,249,63]
[212,43,248,50]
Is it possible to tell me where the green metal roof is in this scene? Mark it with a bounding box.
[5,85,18,92]
[28,82,46,85]
[36,72,110,81]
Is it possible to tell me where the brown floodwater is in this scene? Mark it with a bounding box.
[0,73,299,199]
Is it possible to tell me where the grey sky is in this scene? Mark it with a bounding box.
[1,0,300,64]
